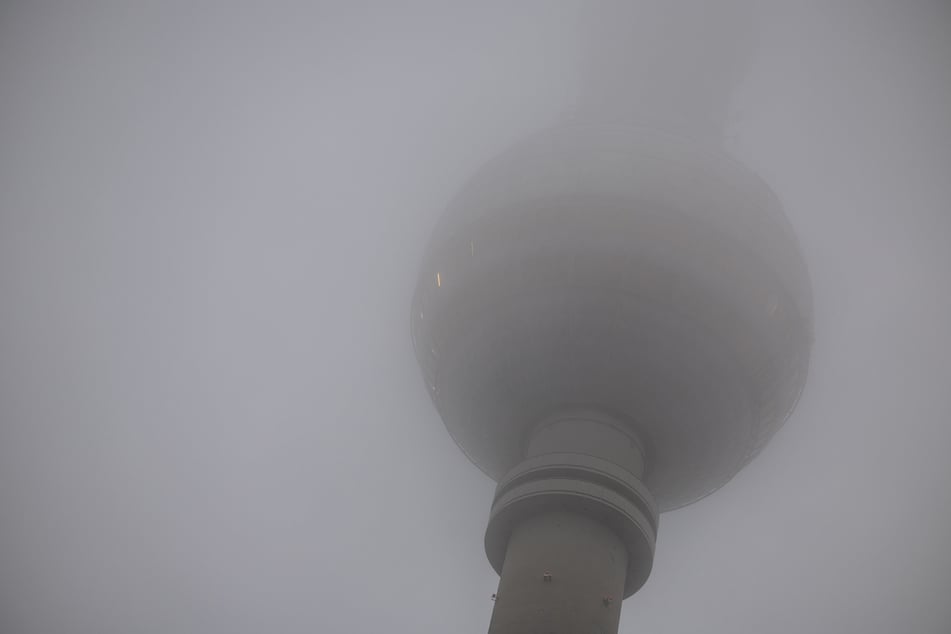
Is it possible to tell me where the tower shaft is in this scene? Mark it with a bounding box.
[488,511,627,634]
[484,412,657,634]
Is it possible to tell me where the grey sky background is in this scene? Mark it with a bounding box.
[1,2,950,633]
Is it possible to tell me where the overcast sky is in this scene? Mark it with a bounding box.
[1,2,950,633]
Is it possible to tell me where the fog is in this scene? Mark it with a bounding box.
[1,2,949,632]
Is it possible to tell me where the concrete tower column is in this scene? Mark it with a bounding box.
[489,511,627,634]
[485,412,657,634]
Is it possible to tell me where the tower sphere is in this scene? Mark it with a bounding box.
[413,125,812,513]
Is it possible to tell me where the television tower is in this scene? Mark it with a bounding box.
[411,7,812,634]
